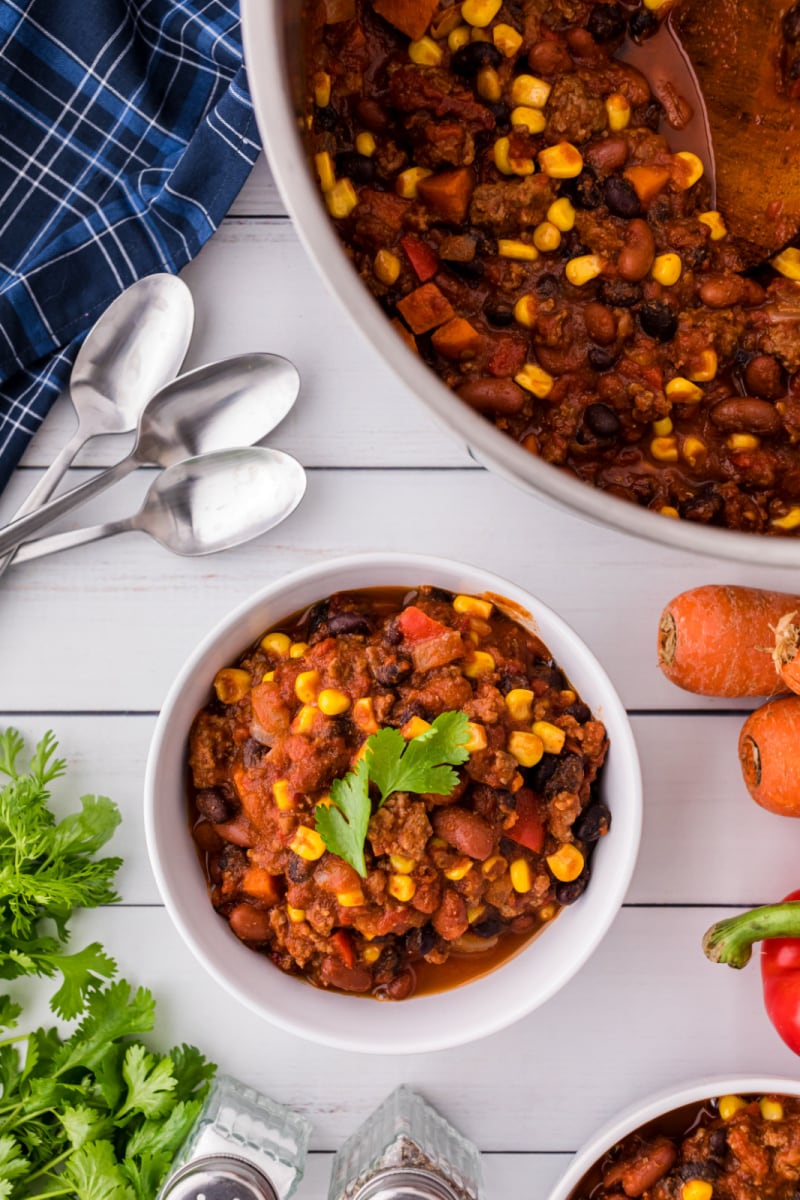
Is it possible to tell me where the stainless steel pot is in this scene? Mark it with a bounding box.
[241,1,800,566]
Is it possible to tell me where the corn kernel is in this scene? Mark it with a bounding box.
[538,142,583,178]
[471,27,491,41]
[461,0,502,26]
[262,631,291,657]
[356,130,376,156]
[409,35,443,65]
[374,248,401,285]
[295,669,320,704]
[315,150,336,194]
[644,0,669,7]
[505,688,534,721]
[477,65,502,101]
[512,294,538,328]
[313,71,331,108]
[498,238,539,261]
[262,670,275,682]
[698,210,727,240]
[718,1095,747,1120]
[337,888,366,907]
[511,74,552,108]
[547,843,585,882]
[402,716,432,739]
[361,944,381,964]
[605,92,631,131]
[688,349,718,381]
[682,436,707,468]
[444,857,474,880]
[727,433,760,451]
[681,1184,713,1200]
[548,196,576,232]
[539,903,558,920]
[292,704,317,735]
[464,650,496,677]
[510,858,533,893]
[481,854,508,878]
[508,730,544,767]
[388,874,417,902]
[325,177,358,219]
[453,594,492,619]
[515,362,554,398]
[287,904,306,923]
[760,1098,784,1121]
[273,780,294,811]
[467,903,487,923]
[214,668,250,704]
[771,506,800,531]
[389,854,417,874]
[532,720,566,755]
[666,377,703,404]
[651,253,682,286]
[289,641,309,658]
[493,22,522,55]
[560,689,576,704]
[465,722,488,752]
[652,416,673,436]
[318,688,351,716]
[290,825,326,861]
[772,247,800,280]
[353,696,379,734]
[395,166,433,199]
[650,436,679,463]
[510,107,549,141]
[448,24,471,51]
[565,254,605,286]
[533,221,562,252]
[675,150,704,188]
[493,135,534,177]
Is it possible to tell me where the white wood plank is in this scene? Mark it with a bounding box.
[9,905,789,1151]
[1,468,797,713]
[227,155,285,217]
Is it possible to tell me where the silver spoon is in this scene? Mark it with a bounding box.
[0,274,194,576]
[13,447,307,563]
[0,352,300,556]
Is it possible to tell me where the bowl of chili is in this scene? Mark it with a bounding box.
[240,0,800,565]
[144,552,641,1053]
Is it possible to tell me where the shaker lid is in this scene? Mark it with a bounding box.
[352,1167,462,1200]
[160,1154,279,1200]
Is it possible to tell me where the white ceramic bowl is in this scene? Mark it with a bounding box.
[549,1076,800,1200]
[144,553,642,1054]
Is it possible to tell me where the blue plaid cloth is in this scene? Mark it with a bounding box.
[0,0,261,495]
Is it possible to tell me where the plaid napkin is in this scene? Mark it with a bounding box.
[0,0,261,496]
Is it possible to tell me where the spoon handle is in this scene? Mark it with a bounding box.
[0,429,86,579]
[0,453,136,556]
[12,518,132,564]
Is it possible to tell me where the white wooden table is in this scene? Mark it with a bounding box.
[3,155,800,1199]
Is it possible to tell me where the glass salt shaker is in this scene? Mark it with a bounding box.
[328,1084,484,1200]
[159,1073,312,1200]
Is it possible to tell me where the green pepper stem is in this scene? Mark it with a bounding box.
[703,902,800,968]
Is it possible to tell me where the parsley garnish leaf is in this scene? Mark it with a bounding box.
[315,757,370,878]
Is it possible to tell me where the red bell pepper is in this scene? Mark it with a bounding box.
[703,889,800,1055]
[506,789,545,853]
[330,929,356,969]
[396,605,448,642]
[400,235,440,282]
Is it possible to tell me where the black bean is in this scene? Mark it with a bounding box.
[565,700,592,723]
[499,671,531,693]
[564,172,602,210]
[639,302,678,341]
[574,802,611,841]
[708,1129,728,1158]
[448,258,485,282]
[531,663,566,689]
[335,150,375,185]
[451,41,503,76]
[384,620,403,646]
[314,105,338,131]
[587,2,627,42]
[555,867,590,904]
[328,611,372,636]
[536,272,560,297]
[196,787,231,823]
[544,751,585,797]
[485,303,514,326]
[599,278,641,307]
[588,347,616,372]
[306,599,330,637]
[405,925,437,957]
[472,915,506,938]
[527,753,559,792]
[628,7,658,41]
[584,402,621,437]
[604,175,642,218]
[242,738,268,769]
[677,1163,719,1183]
[784,1,800,41]
[679,488,724,523]
[484,101,511,126]
[421,586,453,602]
[287,854,314,883]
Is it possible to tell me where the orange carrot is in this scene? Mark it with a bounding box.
[772,611,800,694]
[658,585,798,697]
[739,696,800,816]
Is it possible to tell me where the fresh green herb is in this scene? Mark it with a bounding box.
[315,710,471,876]
[0,730,121,1019]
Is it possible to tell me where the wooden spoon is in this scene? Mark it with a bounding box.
[620,0,800,259]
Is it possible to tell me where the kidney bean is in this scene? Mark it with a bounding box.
[432,807,495,860]
[527,40,572,74]
[510,913,537,934]
[379,968,416,1000]
[603,1138,677,1197]
[617,219,655,282]
[457,378,525,415]
[432,888,469,941]
[710,397,782,434]
[229,903,272,942]
[319,955,372,993]
[327,610,372,635]
[650,78,692,129]
[741,279,767,306]
[193,820,223,852]
[196,786,231,823]
[697,274,746,308]
[585,137,628,174]
[214,817,254,847]
[745,355,784,399]
[355,97,389,132]
[584,302,617,344]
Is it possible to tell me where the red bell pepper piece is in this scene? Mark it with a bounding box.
[506,789,545,853]
[396,605,448,642]
[331,929,356,969]
[400,235,440,282]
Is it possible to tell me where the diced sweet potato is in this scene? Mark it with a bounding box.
[324,0,355,21]
[623,164,670,206]
[417,167,475,223]
[372,0,439,40]
[431,316,482,360]
[391,317,419,354]
[397,283,455,334]
[439,234,477,262]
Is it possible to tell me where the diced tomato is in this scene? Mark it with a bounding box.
[397,605,448,642]
[506,790,545,854]
[330,929,356,969]
[487,335,527,378]
[400,235,440,282]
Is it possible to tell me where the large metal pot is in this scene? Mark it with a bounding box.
[241,2,800,566]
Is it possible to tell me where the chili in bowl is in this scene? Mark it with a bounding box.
[144,553,641,1053]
